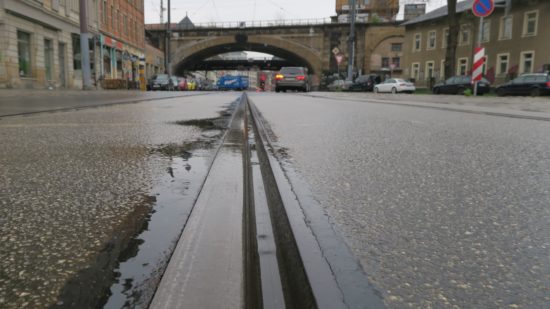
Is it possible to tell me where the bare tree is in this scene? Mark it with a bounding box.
[444,0,459,79]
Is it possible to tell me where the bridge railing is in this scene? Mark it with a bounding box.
[146,18,342,31]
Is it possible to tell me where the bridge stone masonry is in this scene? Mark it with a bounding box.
[145,21,404,88]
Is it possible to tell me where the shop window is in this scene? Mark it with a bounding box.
[72,33,81,70]
[17,31,32,77]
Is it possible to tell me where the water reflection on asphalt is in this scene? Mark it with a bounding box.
[0,94,238,308]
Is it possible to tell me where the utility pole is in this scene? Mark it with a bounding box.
[346,0,356,81]
[160,0,164,24]
[166,0,171,75]
[79,0,92,90]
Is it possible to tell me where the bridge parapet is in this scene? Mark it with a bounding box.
[145,18,371,31]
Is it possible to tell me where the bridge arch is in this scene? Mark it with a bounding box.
[172,35,322,75]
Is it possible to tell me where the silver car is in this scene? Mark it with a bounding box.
[275,67,310,92]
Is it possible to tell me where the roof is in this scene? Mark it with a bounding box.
[401,0,505,26]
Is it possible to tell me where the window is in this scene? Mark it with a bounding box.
[520,51,535,74]
[391,43,402,52]
[17,31,32,77]
[440,59,446,80]
[523,11,538,37]
[392,57,400,68]
[427,30,436,50]
[496,53,509,75]
[442,28,449,48]
[44,39,53,80]
[118,10,122,33]
[123,15,127,34]
[411,62,420,80]
[459,24,471,45]
[382,57,390,68]
[457,58,468,76]
[111,5,115,29]
[413,33,421,52]
[499,15,513,40]
[481,19,491,42]
[72,33,81,70]
[102,1,107,24]
[425,61,435,79]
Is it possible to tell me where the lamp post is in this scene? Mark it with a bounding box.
[79,0,92,89]
[166,0,171,76]
[346,0,356,81]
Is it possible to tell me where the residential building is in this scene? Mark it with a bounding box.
[402,0,550,88]
[98,0,145,83]
[0,0,101,89]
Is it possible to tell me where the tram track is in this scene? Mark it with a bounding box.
[151,93,384,309]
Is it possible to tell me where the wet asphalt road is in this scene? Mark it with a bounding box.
[249,92,550,308]
[0,93,240,308]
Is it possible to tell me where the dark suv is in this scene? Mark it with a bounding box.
[348,74,381,92]
[275,67,310,92]
[496,73,550,96]
[147,74,176,91]
[432,75,491,95]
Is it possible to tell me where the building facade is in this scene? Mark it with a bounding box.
[0,0,101,89]
[0,0,145,89]
[402,0,550,88]
[98,0,145,83]
[145,42,164,79]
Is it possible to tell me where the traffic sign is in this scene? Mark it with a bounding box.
[472,0,494,18]
[335,53,344,65]
[332,47,340,55]
[472,46,485,82]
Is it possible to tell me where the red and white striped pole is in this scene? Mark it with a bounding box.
[472,46,485,95]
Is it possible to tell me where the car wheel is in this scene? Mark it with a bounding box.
[433,88,440,95]
[496,88,506,97]
[391,87,397,94]
[457,88,465,95]
[530,88,541,97]
[374,87,379,93]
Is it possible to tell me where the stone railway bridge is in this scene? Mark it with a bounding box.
[145,22,404,87]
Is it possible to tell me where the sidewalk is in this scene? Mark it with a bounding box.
[0,89,196,117]
[315,92,550,114]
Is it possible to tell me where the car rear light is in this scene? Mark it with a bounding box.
[275,74,284,80]
[546,81,550,88]
[295,75,306,81]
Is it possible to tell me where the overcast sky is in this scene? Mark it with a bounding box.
[144,0,451,24]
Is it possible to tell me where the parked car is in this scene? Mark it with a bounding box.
[496,73,550,97]
[177,78,187,91]
[348,74,381,92]
[275,67,310,92]
[432,76,490,95]
[148,74,176,91]
[187,79,197,91]
[327,79,353,91]
[374,78,416,94]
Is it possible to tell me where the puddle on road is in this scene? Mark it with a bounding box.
[47,102,237,309]
[102,151,213,309]
[101,115,233,308]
